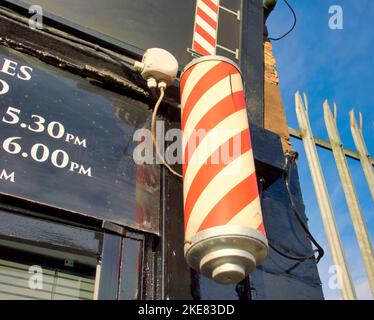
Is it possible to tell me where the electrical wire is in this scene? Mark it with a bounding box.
[151,87,183,179]
[268,240,317,262]
[258,179,317,262]
[268,0,297,41]
[284,153,325,263]
[0,7,181,177]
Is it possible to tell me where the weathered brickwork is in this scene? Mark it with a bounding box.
[263,37,292,153]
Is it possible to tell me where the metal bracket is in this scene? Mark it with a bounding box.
[187,45,239,61]
[219,5,241,21]
[187,47,203,59]
[64,258,74,268]
[216,44,240,60]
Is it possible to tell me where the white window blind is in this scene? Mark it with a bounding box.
[0,258,95,300]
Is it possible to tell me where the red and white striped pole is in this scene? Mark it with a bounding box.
[180,56,268,284]
[192,0,220,56]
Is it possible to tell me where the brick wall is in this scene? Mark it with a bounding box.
[263,36,291,153]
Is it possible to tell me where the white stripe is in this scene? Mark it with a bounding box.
[183,108,249,198]
[196,15,217,38]
[211,0,220,6]
[198,0,219,21]
[193,33,216,54]
[227,197,262,229]
[185,150,255,241]
[182,60,220,107]
[182,73,243,154]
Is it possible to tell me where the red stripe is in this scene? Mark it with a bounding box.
[193,41,211,56]
[184,129,251,229]
[197,173,259,232]
[257,222,266,237]
[184,91,246,164]
[196,7,217,29]
[181,62,238,130]
[195,23,216,47]
[201,0,219,13]
[180,65,196,94]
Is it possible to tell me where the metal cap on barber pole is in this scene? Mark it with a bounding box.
[180,56,268,285]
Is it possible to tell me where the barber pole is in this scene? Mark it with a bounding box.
[180,56,268,284]
[192,0,220,56]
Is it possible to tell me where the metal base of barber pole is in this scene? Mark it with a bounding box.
[181,55,269,285]
[185,226,268,284]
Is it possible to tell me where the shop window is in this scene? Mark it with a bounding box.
[0,242,97,300]
[7,0,241,66]
[0,46,160,234]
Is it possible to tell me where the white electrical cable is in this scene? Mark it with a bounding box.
[151,87,183,179]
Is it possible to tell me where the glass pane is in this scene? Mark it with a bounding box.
[118,238,143,300]
[0,46,160,234]
[0,258,95,300]
[14,0,242,66]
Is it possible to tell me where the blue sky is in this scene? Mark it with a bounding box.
[267,0,374,299]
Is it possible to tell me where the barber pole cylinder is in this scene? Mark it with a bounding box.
[180,56,268,284]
